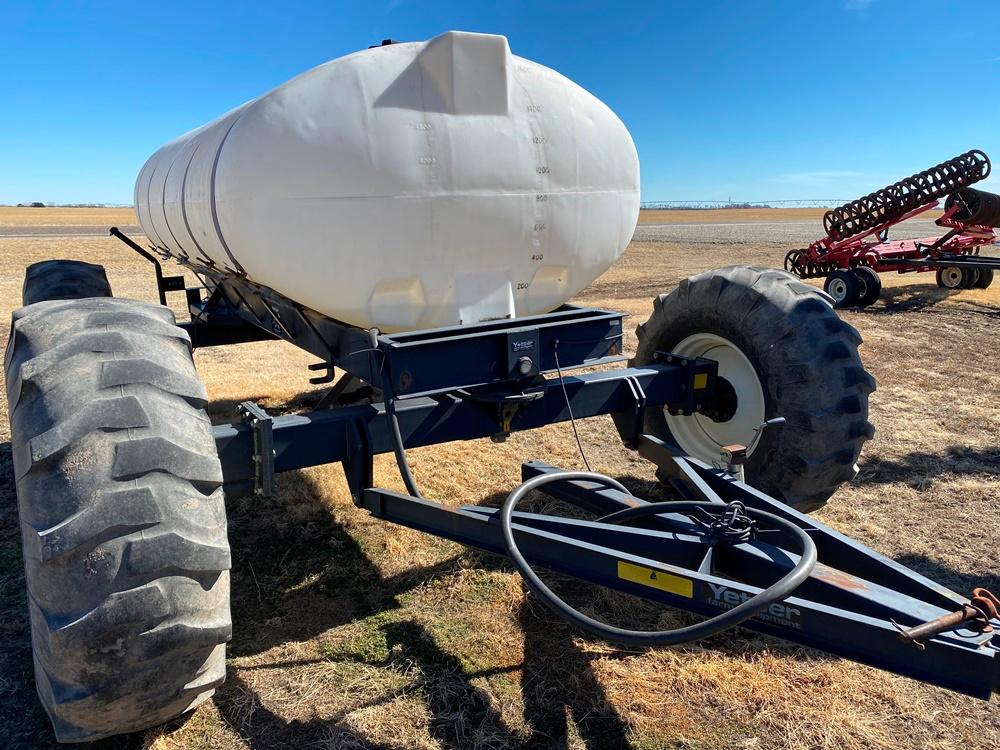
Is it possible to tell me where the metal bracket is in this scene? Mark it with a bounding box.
[612,375,646,449]
[656,352,716,416]
[505,328,540,379]
[161,275,185,292]
[491,393,541,443]
[343,419,374,505]
[110,226,177,307]
[237,401,276,497]
[308,361,336,385]
[458,386,545,442]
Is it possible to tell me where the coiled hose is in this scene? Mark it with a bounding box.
[378,356,817,647]
[500,471,818,646]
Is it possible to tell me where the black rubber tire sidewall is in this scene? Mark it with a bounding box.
[854,267,882,307]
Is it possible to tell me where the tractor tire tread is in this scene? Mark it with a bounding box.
[22,259,112,307]
[4,290,230,742]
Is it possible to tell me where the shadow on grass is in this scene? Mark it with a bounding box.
[862,283,958,314]
[856,445,1000,487]
[519,603,635,749]
[856,282,998,316]
[216,467,637,748]
[213,670,399,750]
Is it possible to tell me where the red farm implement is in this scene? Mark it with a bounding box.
[785,150,1000,307]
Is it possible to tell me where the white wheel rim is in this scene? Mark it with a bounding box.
[942,267,963,288]
[664,333,767,463]
[827,277,848,302]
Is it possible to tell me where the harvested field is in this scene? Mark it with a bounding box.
[637,207,944,224]
[0,207,998,749]
[0,206,134,227]
[638,207,829,224]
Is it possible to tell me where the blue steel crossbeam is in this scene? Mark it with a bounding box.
[214,361,717,498]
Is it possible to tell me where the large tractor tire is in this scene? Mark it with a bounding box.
[633,266,875,512]
[4,274,231,742]
[22,259,112,306]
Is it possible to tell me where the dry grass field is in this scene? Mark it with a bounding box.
[0,207,135,227]
[1,207,998,749]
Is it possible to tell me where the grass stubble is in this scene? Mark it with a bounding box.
[0,207,997,749]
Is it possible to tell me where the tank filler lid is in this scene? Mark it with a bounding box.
[375,30,512,116]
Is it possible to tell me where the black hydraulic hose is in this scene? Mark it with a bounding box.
[500,471,818,647]
[381,370,423,499]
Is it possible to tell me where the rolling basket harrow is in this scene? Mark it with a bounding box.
[784,149,1000,306]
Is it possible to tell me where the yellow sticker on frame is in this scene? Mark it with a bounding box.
[617,561,693,598]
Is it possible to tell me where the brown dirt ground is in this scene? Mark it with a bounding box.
[0,208,998,749]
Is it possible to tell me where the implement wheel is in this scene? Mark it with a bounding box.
[961,268,981,289]
[975,268,995,289]
[823,269,861,308]
[632,266,875,512]
[4,266,231,742]
[854,267,882,307]
[936,266,964,289]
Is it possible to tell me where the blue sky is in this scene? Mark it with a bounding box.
[2,0,998,205]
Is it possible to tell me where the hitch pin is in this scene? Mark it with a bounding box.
[892,588,1000,650]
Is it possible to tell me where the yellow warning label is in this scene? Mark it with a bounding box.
[693,373,709,390]
[617,561,693,598]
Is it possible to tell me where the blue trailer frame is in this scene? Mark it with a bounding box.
[111,226,1000,701]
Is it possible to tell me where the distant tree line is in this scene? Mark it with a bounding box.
[11,202,131,208]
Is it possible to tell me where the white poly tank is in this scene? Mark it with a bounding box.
[135,31,640,332]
